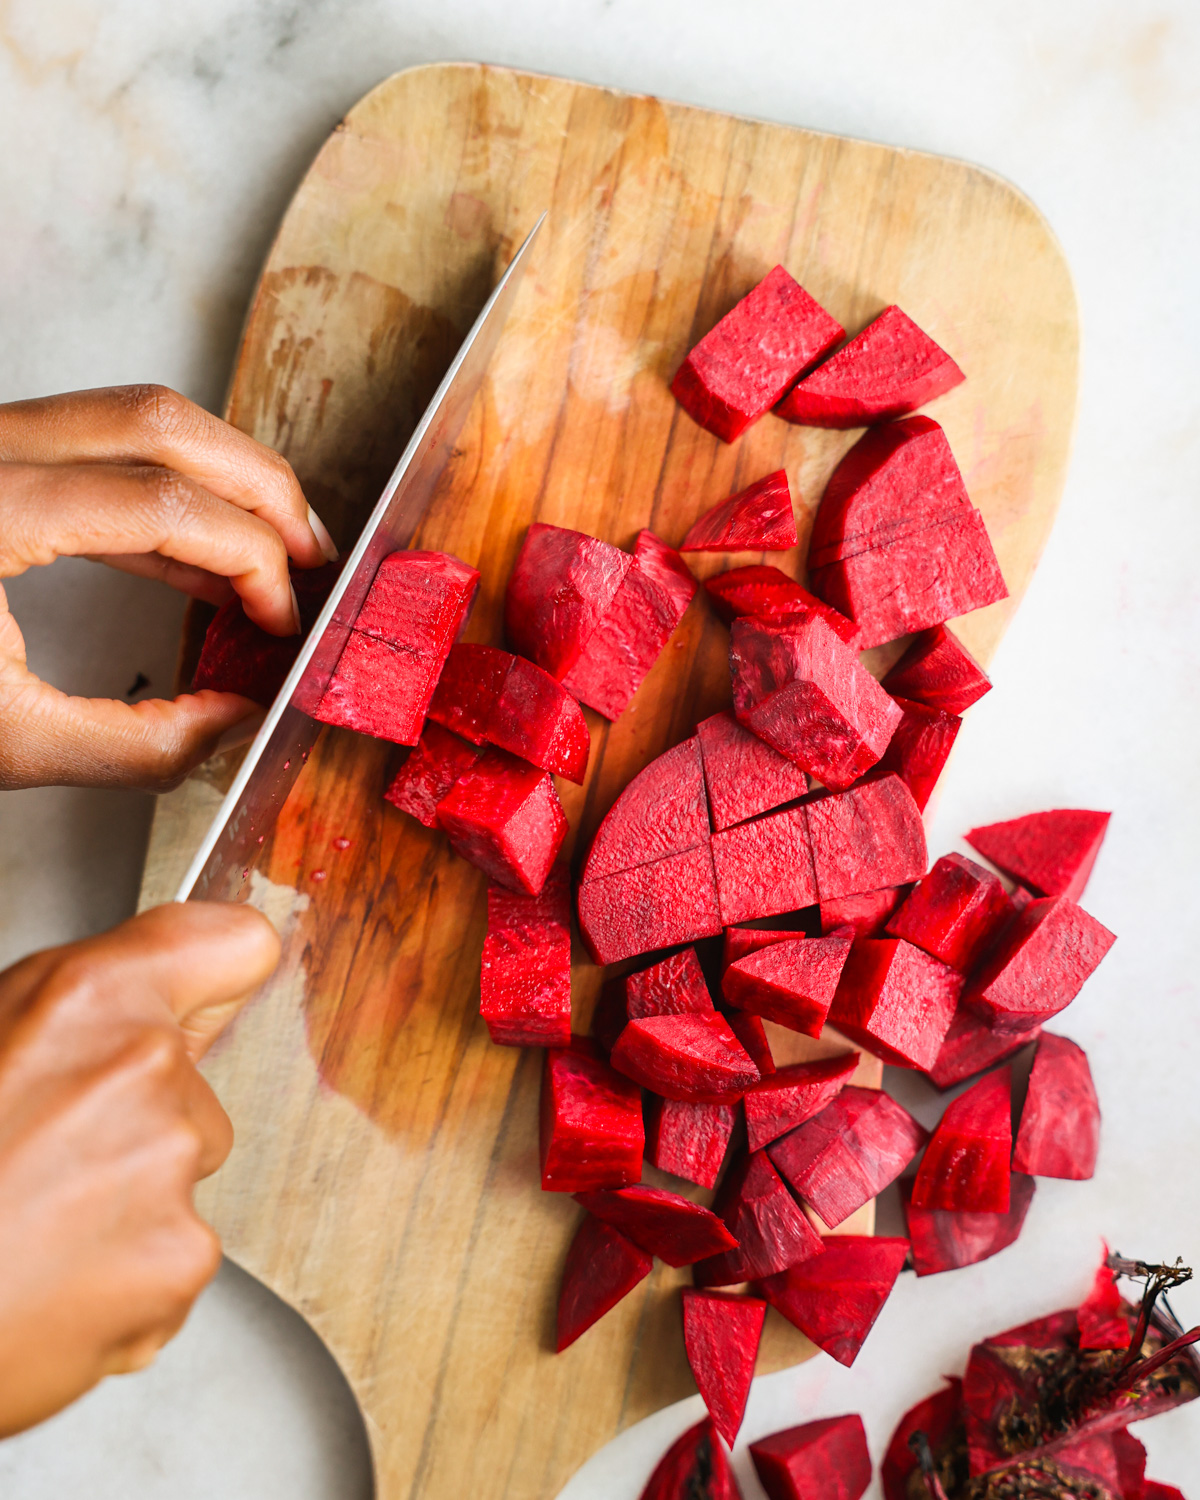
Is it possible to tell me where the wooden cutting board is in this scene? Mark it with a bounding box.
[138,62,1078,1500]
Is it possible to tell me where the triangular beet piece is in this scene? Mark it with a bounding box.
[923,1005,1040,1090]
[385,722,482,827]
[574,1185,737,1267]
[806,775,928,903]
[611,1014,760,1103]
[819,884,910,937]
[682,470,798,552]
[722,1009,776,1076]
[711,807,817,927]
[880,1377,964,1500]
[965,808,1112,901]
[743,1053,858,1152]
[504,523,631,680]
[901,1172,1036,1277]
[638,1418,743,1500]
[682,1290,767,1447]
[1013,1032,1100,1180]
[480,868,572,1047]
[578,844,723,966]
[696,711,810,833]
[750,1414,871,1500]
[703,565,858,645]
[582,737,711,883]
[1077,1251,1133,1351]
[757,1236,909,1366]
[767,1084,927,1227]
[692,1151,822,1287]
[880,622,992,714]
[646,1097,736,1189]
[556,1214,652,1350]
[722,933,852,1037]
[875,696,961,812]
[886,853,1013,972]
[828,937,961,1071]
[626,947,714,1020]
[911,1067,1013,1212]
[436,748,568,896]
[540,1040,644,1192]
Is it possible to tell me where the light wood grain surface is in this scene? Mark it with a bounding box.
[138,62,1078,1500]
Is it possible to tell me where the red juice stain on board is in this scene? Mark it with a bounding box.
[310,869,327,883]
[332,837,352,851]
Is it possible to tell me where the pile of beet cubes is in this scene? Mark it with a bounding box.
[195,264,1124,1494]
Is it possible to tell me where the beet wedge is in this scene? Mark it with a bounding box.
[479,867,572,1047]
[578,843,724,965]
[682,1290,767,1447]
[886,853,1013,972]
[911,1066,1013,1213]
[638,1419,743,1500]
[1012,1032,1101,1180]
[556,1214,652,1350]
[749,1414,872,1500]
[504,523,631,680]
[540,1041,644,1192]
[1078,1252,1133,1352]
[703,565,858,646]
[646,1096,737,1190]
[582,736,710,883]
[966,807,1112,901]
[767,1085,928,1228]
[574,1185,736,1267]
[682,470,798,552]
[692,1150,822,1287]
[722,932,852,1037]
[880,622,992,714]
[777,303,964,429]
[875,696,961,812]
[828,938,962,1072]
[436,747,567,896]
[743,1054,859,1153]
[611,1014,760,1104]
[757,1235,910,1366]
[384,722,482,827]
[696,711,810,834]
[923,1005,1041,1090]
[820,885,910,937]
[880,1377,964,1500]
[626,947,714,1021]
[806,775,928,902]
[722,1009,776,1077]
[901,1172,1036,1277]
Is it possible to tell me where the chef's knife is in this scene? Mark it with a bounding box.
[175,215,545,903]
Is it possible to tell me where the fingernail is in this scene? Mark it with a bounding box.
[215,709,266,755]
[289,583,302,635]
[307,505,339,563]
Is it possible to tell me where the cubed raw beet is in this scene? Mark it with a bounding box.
[562,530,697,720]
[880,622,992,714]
[626,948,714,1021]
[645,1096,736,1189]
[711,807,817,926]
[610,1014,760,1103]
[828,939,961,1071]
[875,696,961,811]
[436,748,567,896]
[578,843,723,965]
[574,1185,736,1266]
[582,737,710,883]
[556,1215,652,1350]
[670,265,844,442]
[819,885,910,937]
[638,1420,742,1500]
[923,1006,1040,1090]
[681,471,798,552]
[767,1085,928,1227]
[757,1236,910,1366]
[1012,1032,1101,1179]
[880,1378,964,1500]
[901,1173,1036,1276]
[722,932,852,1036]
[696,711,809,833]
[911,1066,1013,1212]
[806,776,928,901]
[428,643,590,783]
[539,1042,644,1192]
[722,926,800,970]
[505,523,632,680]
[682,1290,767,1447]
[703,565,858,645]
[777,303,965,429]
[966,807,1112,900]
[722,1010,776,1076]
[1077,1253,1132,1351]
[692,1151,822,1287]
[743,1054,859,1152]
[731,614,902,789]
[964,894,1116,1033]
[750,1414,871,1500]
[384,722,481,827]
[479,867,572,1047]
[886,852,1013,972]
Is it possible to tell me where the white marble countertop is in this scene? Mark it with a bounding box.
[1,1,1198,1494]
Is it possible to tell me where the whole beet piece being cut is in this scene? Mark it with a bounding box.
[722,932,853,1037]
[610,1014,760,1104]
[742,1053,859,1153]
[556,1214,652,1350]
[681,471,798,552]
[384,721,482,827]
[901,1173,1036,1277]
[911,1066,1013,1213]
[966,807,1112,901]
[749,1414,872,1500]
[479,866,571,1047]
[886,853,1013,973]
[703,565,858,645]
[435,747,568,896]
[1012,1032,1101,1179]
[757,1236,910,1366]
[682,1290,767,1448]
[573,1185,736,1267]
[645,1096,737,1189]
[637,1419,743,1500]
[691,1150,822,1288]
[539,1040,644,1192]
[880,622,992,714]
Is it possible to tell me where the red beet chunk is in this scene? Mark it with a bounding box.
[723,1009,776,1076]
[436,748,567,896]
[384,722,482,827]
[829,938,961,1071]
[875,696,961,811]
[556,1214,652,1350]
[697,711,810,833]
[575,1185,736,1267]
[646,1097,736,1189]
[880,1377,964,1500]
[638,1420,743,1500]
[880,622,992,714]
[670,265,844,443]
[767,1085,928,1227]
[731,614,902,789]
[693,1150,822,1287]
[777,304,965,429]
[758,1236,909,1366]
[703,565,858,645]
[966,807,1112,901]
[1077,1254,1132,1351]
[1012,1032,1100,1180]
[583,737,710,883]
[505,523,632,680]
[628,948,714,1020]
[578,843,723,965]
[887,852,1013,972]
[722,926,798,969]
[819,884,910,937]
[1144,1484,1186,1500]
[750,1414,871,1500]
[611,1014,760,1104]
[480,867,572,1047]
[912,1066,1013,1212]
[723,932,852,1037]
[424,640,509,743]
[901,1172,1036,1277]
[806,776,928,902]
[682,471,798,552]
[923,1006,1040,1090]
[743,1054,859,1153]
[711,807,817,927]
[682,1290,766,1448]
[539,1041,645,1192]
[964,895,1116,1033]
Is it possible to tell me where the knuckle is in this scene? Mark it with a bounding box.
[118,383,199,443]
[171,1217,223,1299]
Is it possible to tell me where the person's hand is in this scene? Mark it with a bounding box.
[0,385,338,791]
[0,901,281,1436]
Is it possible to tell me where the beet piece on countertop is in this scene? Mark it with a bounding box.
[722,926,799,970]
[582,736,711,883]
[539,1040,645,1192]
[743,1053,859,1153]
[901,1172,1036,1277]
[722,932,852,1037]
[578,842,724,965]
[711,806,817,927]
[646,1096,736,1190]
[777,303,965,429]
[819,885,910,937]
[682,1290,767,1449]
[436,748,567,896]
[638,1419,743,1500]
[1077,1252,1133,1351]
[750,1413,871,1500]
[1012,1032,1101,1180]
[696,711,810,833]
[875,696,961,812]
[828,938,961,1071]
[384,722,482,827]
[574,1185,737,1267]
[922,1005,1040,1090]
[556,1214,653,1350]
[670,265,844,443]
[611,1014,760,1104]
[731,613,902,789]
[682,470,798,553]
[703,565,858,646]
[966,807,1112,901]
[806,775,928,902]
[627,947,714,1021]
[964,895,1116,1034]
[479,867,572,1047]
[722,1009,776,1076]
[767,1084,928,1228]
[505,523,632,680]
[912,1066,1013,1212]
[880,622,992,714]
[757,1236,910,1366]
[880,1377,964,1500]
[692,1151,822,1287]
[887,852,1013,972]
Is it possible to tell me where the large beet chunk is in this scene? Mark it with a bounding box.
[696,711,810,833]
[711,807,817,926]
[681,470,798,551]
[505,523,631,680]
[582,736,710,883]
[722,932,852,1037]
[610,1014,760,1104]
[436,747,567,896]
[922,1005,1040,1090]
[911,1066,1013,1212]
[539,1041,644,1192]
[479,867,572,1047]
[574,1185,736,1266]
[384,721,481,827]
[806,776,928,902]
[578,843,723,965]
[1012,1032,1101,1179]
[757,1236,909,1366]
[828,938,961,1071]
[645,1097,736,1189]
[749,1414,872,1500]
[875,696,961,811]
[901,1172,1036,1276]
[886,852,1013,972]
[743,1053,859,1153]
